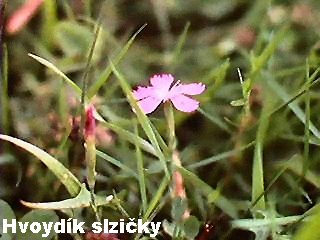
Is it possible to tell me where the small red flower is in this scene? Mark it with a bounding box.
[85,232,120,240]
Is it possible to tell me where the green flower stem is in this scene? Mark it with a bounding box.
[164,102,189,239]
[84,105,99,221]
[85,136,100,221]
[164,102,176,153]
[134,122,148,214]
[86,136,96,191]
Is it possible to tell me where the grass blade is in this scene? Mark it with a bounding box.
[232,215,301,232]
[143,176,170,221]
[41,0,57,48]
[267,75,320,139]
[96,149,138,179]
[198,107,231,133]
[110,63,169,178]
[275,156,320,188]
[187,141,254,169]
[251,154,296,210]
[202,59,230,99]
[169,21,190,70]
[177,165,238,218]
[79,16,105,118]
[303,61,311,177]
[251,92,273,214]
[87,24,147,99]
[135,123,148,214]
[21,184,114,209]
[99,120,157,157]
[28,53,82,95]
[249,25,288,82]
[80,19,101,124]
[0,134,81,196]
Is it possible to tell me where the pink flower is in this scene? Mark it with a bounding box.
[6,0,44,35]
[132,74,205,114]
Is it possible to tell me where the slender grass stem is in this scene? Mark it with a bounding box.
[134,122,148,214]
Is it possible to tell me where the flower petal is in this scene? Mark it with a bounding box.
[170,82,206,96]
[137,96,162,114]
[170,94,200,112]
[150,74,174,91]
[132,86,154,100]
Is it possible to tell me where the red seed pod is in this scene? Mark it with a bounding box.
[85,231,120,240]
[196,222,215,240]
[85,105,96,141]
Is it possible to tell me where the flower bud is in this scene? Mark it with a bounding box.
[85,105,96,141]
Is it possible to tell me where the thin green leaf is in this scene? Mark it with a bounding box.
[28,53,82,95]
[80,19,102,128]
[170,21,190,69]
[151,123,170,154]
[267,75,320,139]
[135,123,148,214]
[251,91,273,213]
[251,154,296,210]
[99,104,133,124]
[232,215,301,232]
[41,0,57,48]
[143,176,170,221]
[88,24,147,99]
[249,25,288,82]
[202,59,230,99]
[0,134,81,196]
[177,166,238,218]
[187,142,254,169]
[96,149,138,179]
[281,134,320,146]
[21,184,114,209]
[303,61,311,177]
[198,107,231,133]
[99,120,157,157]
[275,156,320,188]
[110,62,169,178]
[268,77,320,117]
